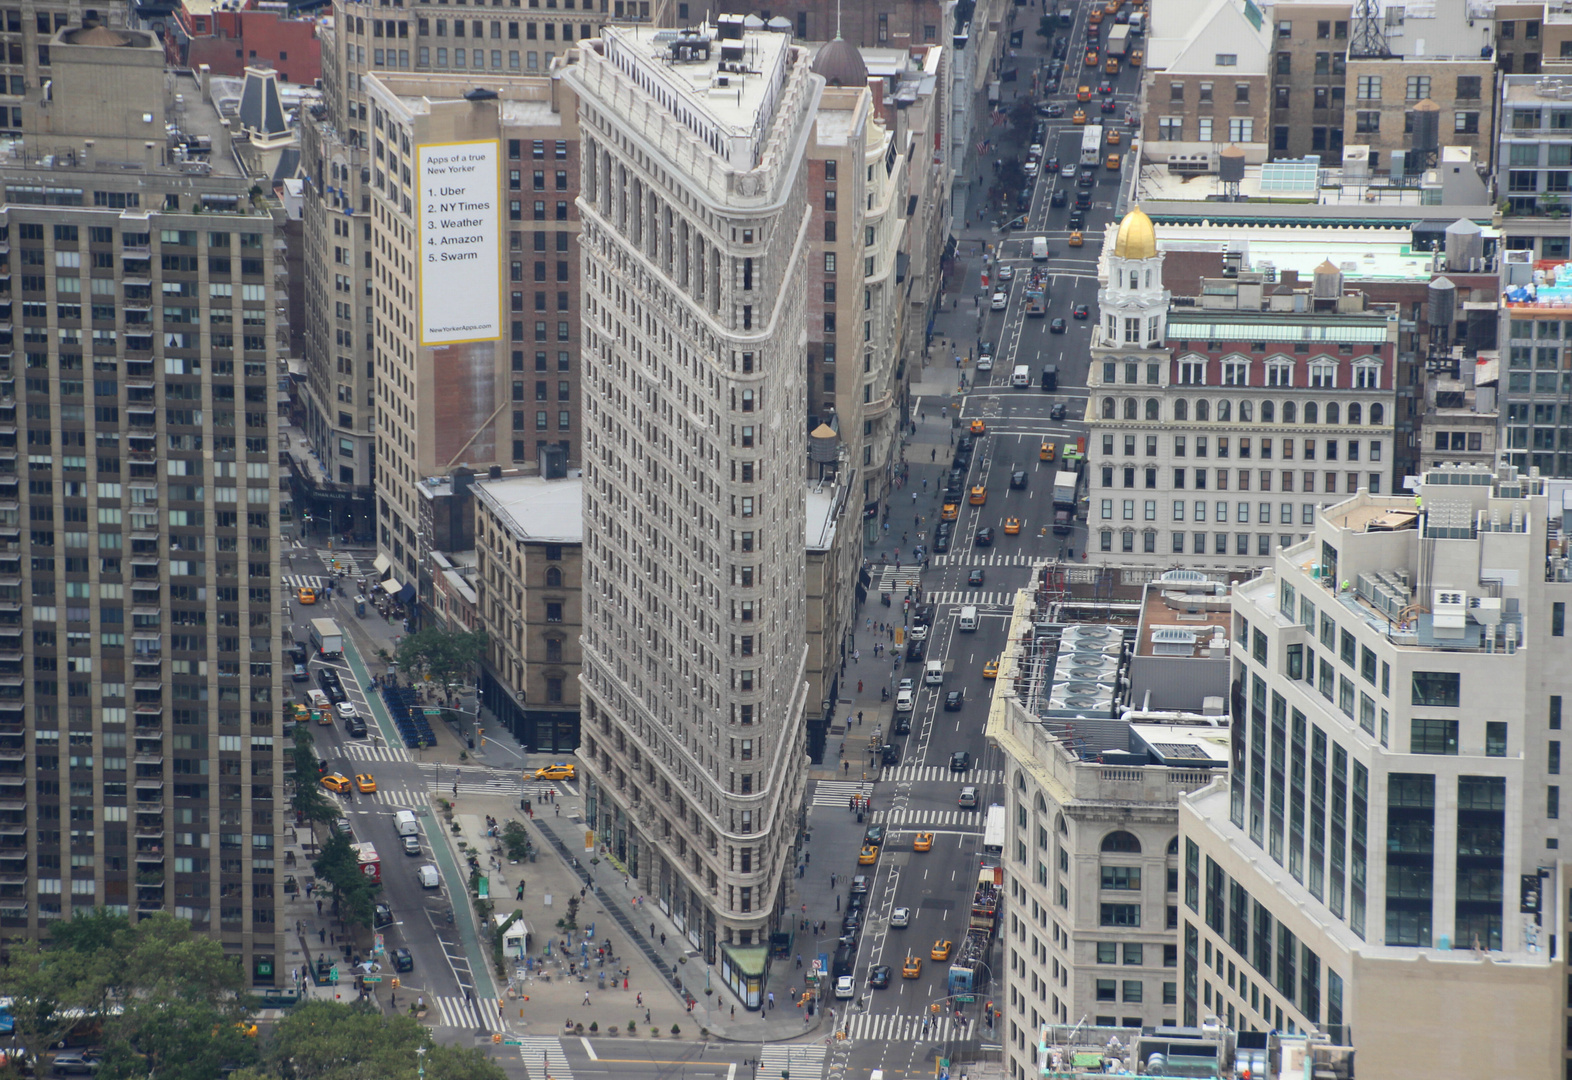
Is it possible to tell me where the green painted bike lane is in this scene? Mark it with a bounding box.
[340,634,498,1001]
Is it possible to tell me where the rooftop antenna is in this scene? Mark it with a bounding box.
[1348,0,1392,58]
[835,0,843,39]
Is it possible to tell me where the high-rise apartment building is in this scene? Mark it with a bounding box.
[562,20,818,999]
[0,0,124,136]
[297,0,598,565]
[1,24,283,981]
[1181,460,1571,1075]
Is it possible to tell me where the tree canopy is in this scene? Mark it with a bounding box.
[394,627,488,698]
[233,1002,506,1080]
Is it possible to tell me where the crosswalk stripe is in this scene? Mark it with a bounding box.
[932,552,1042,568]
[340,744,413,763]
[758,1045,825,1080]
[371,789,424,806]
[810,779,876,807]
[514,1035,574,1080]
[881,765,1003,784]
[284,574,325,590]
[923,590,1015,607]
[428,994,498,1031]
[874,564,925,593]
[869,810,987,828]
[842,1013,959,1041]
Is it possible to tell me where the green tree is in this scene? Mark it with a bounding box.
[1036,14,1055,40]
[0,942,105,1071]
[313,832,381,930]
[500,820,532,861]
[1008,96,1036,142]
[394,627,488,700]
[242,1002,505,1080]
[291,726,339,826]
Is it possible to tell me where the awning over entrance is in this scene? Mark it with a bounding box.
[381,579,403,596]
[373,553,392,574]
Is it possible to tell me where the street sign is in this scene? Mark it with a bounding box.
[423,708,442,716]
[503,1039,522,1047]
[364,975,382,984]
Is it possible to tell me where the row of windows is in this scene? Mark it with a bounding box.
[1098,528,1299,557]
[1101,499,1320,526]
[1101,463,1380,495]
[1100,433,1382,466]
[1100,396,1385,424]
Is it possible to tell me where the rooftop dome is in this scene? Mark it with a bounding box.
[813,36,867,87]
[1112,206,1157,260]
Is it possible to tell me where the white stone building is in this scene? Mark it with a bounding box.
[1086,209,1400,574]
[1181,459,1572,1076]
[561,20,818,1004]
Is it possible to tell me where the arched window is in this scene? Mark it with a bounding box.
[1261,400,1275,423]
[1304,401,1318,424]
[1370,403,1384,425]
[1217,400,1232,422]
[1037,794,1048,813]
[1196,399,1210,421]
[1146,398,1160,420]
[545,567,564,587]
[1057,813,1068,836]
[1282,401,1297,424]
[1102,397,1116,420]
[1326,402,1340,425]
[1239,400,1253,423]
[1167,836,1180,855]
[1124,398,1137,420]
[1348,402,1362,425]
[1173,399,1188,421]
[1101,831,1142,853]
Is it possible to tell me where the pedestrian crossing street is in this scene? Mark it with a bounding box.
[430,994,500,1032]
[882,765,1003,785]
[758,1044,825,1080]
[868,810,987,829]
[341,743,413,763]
[925,590,1016,607]
[874,564,924,594]
[811,779,876,807]
[513,1035,573,1080]
[932,552,1041,568]
[841,1012,964,1042]
[415,764,526,798]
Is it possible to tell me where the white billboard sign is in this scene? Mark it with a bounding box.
[417,139,501,346]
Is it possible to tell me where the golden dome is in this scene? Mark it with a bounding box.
[1113,206,1157,260]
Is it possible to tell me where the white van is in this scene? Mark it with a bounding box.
[394,810,419,838]
[958,605,979,632]
[924,659,945,686]
[1011,364,1031,388]
[895,689,915,712]
[958,786,979,808]
[417,864,440,889]
[306,689,330,710]
[1031,235,1049,261]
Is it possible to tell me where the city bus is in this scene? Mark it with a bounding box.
[1080,125,1104,165]
[982,804,1006,865]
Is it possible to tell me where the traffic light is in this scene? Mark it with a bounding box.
[391,977,400,989]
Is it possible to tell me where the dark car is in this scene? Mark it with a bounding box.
[326,682,348,705]
[332,815,353,836]
[288,643,309,666]
[956,434,976,454]
[1044,155,1060,172]
[968,567,986,586]
[935,522,953,540]
[869,965,893,989]
[947,466,966,487]
[315,668,337,692]
[945,481,964,501]
[933,532,950,554]
[865,824,886,846]
[392,947,414,973]
[1050,188,1068,208]
[1049,316,1067,333]
[1097,80,1115,95]
[953,448,972,470]
[1068,210,1087,229]
[1072,302,1090,319]
[893,714,911,735]
[906,640,927,662]
[374,902,394,928]
[847,891,867,914]
[950,750,972,772]
[345,717,368,738]
[1100,97,1118,114]
[944,690,965,711]
[1053,37,1068,58]
[292,663,310,683]
[842,911,862,934]
[916,602,935,623]
[974,527,995,547]
[1011,470,1029,489]
[1015,189,1033,212]
[1051,402,1068,420]
[1076,168,1095,188]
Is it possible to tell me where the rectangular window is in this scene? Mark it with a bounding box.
[1410,718,1459,756]
[1411,671,1460,708]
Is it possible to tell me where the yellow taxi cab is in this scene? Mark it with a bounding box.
[535,763,576,781]
[969,485,987,506]
[288,703,309,724]
[1104,0,1122,13]
[236,1021,259,1039]
[1106,128,1122,146]
[983,659,1000,679]
[297,586,318,605]
[1041,440,1055,461]
[858,845,879,865]
[1105,56,1121,75]
[902,955,923,979]
[1076,85,1092,102]
[1085,47,1099,66]
[931,940,953,961]
[1072,108,1087,125]
[320,772,351,794]
[941,502,959,522]
[1106,153,1122,171]
[1131,48,1144,67]
[1088,7,1103,25]
[316,708,333,726]
[355,773,377,794]
[1004,517,1022,535]
[913,831,934,852]
[969,418,986,435]
[1068,231,1084,247]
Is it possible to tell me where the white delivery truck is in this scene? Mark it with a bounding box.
[1031,235,1049,261]
[959,605,979,631]
[1011,365,1031,387]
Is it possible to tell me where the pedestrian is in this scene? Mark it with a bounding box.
[795,954,802,969]
[858,710,864,725]
[651,922,656,937]
[583,991,591,1006]
[844,761,849,775]
[661,932,666,946]
[316,899,323,915]
[517,883,525,900]
[391,993,397,1010]
[931,448,937,462]
[768,992,775,1010]
[637,992,643,1006]
[912,492,918,504]
[831,872,837,888]
[731,1005,736,1020]
[857,680,863,694]
[319,928,326,944]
